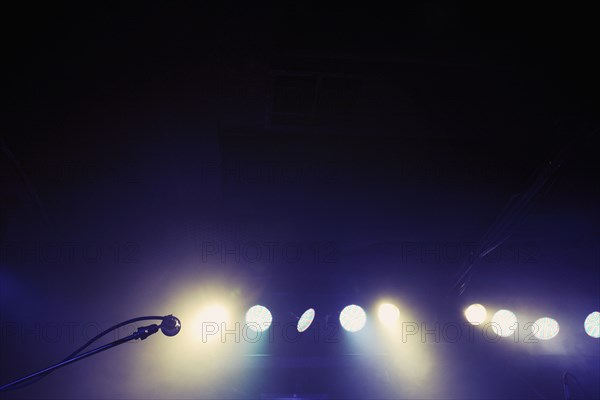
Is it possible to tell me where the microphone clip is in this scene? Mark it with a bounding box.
[134,324,160,340]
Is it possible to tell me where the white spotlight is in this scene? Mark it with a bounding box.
[378,303,400,326]
[245,305,273,332]
[532,317,560,340]
[491,309,517,337]
[297,308,316,333]
[464,304,487,325]
[339,304,367,332]
[584,311,600,338]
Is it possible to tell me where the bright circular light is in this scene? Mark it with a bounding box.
[464,304,487,325]
[297,308,316,332]
[378,303,400,326]
[532,317,560,340]
[491,309,518,337]
[245,305,272,332]
[584,311,600,338]
[197,304,229,342]
[339,304,367,332]
[198,305,229,324]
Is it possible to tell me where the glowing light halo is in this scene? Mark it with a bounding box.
[378,303,400,326]
[584,311,600,338]
[532,317,560,340]
[340,304,367,332]
[491,309,518,337]
[297,308,316,332]
[464,304,487,326]
[245,305,273,332]
[198,304,229,324]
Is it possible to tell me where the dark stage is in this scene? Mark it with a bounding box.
[1,3,599,399]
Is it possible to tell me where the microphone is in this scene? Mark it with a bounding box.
[0,314,182,391]
[160,315,182,337]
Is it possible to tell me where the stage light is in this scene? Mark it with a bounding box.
[532,317,559,340]
[245,305,272,332]
[464,304,487,325]
[198,304,229,324]
[584,311,600,338]
[297,308,316,332]
[340,304,367,332]
[491,309,517,337]
[195,304,231,343]
[378,303,400,326]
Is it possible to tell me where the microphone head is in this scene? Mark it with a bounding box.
[160,315,181,337]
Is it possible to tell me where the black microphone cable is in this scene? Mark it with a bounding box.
[1,315,179,392]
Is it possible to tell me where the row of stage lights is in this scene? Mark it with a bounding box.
[238,304,600,339]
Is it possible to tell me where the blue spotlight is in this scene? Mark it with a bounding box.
[245,305,272,332]
[297,308,316,333]
[532,317,560,340]
[584,311,600,338]
[339,304,367,332]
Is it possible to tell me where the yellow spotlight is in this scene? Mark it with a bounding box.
[464,304,487,325]
[196,304,229,342]
[199,304,229,323]
[378,303,400,327]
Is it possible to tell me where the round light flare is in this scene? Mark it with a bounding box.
[195,304,230,342]
[339,304,367,333]
[245,305,273,333]
[198,304,229,324]
[378,303,400,327]
[491,309,518,337]
[464,304,487,326]
[297,308,316,333]
[584,311,600,338]
[532,317,560,340]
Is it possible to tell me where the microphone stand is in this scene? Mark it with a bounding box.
[0,323,160,391]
